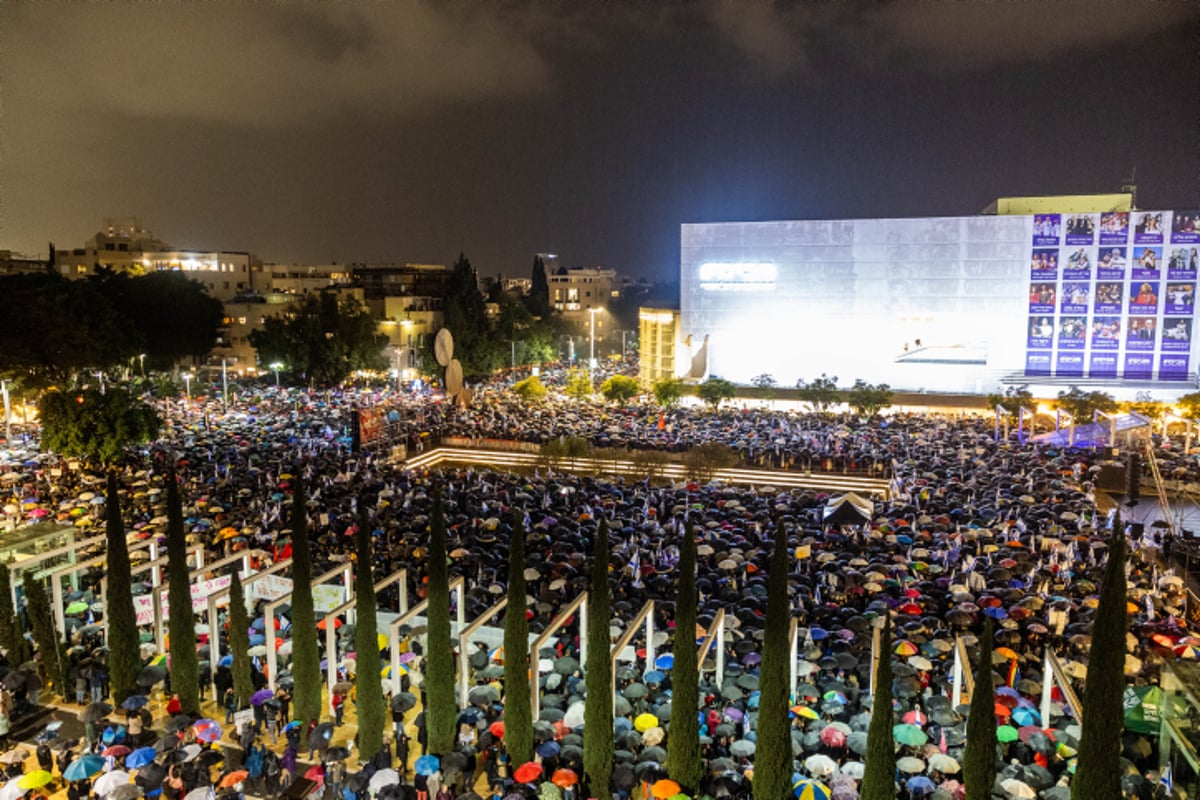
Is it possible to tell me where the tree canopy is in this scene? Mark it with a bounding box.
[600,375,640,404]
[1055,385,1118,421]
[651,377,684,408]
[697,376,735,409]
[38,387,161,467]
[796,374,841,412]
[846,379,893,417]
[249,291,388,386]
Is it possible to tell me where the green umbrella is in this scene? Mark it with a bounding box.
[892,724,928,747]
[65,601,90,615]
[997,725,1020,743]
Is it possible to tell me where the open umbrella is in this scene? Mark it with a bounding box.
[219,771,249,789]
[309,722,335,750]
[805,754,838,779]
[94,770,132,797]
[414,755,440,776]
[65,754,107,781]
[650,779,681,799]
[792,779,831,800]
[18,771,54,790]
[193,720,223,744]
[369,770,400,793]
[250,689,275,706]
[109,785,142,800]
[514,762,543,784]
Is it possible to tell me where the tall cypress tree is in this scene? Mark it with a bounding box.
[584,518,614,799]
[22,573,68,695]
[964,619,997,800]
[105,470,140,703]
[165,460,200,714]
[1072,521,1128,800]
[667,522,702,791]
[0,565,30,667]
[503,511,533,766]
[529,256,549,318]
[290,475,323,728]
[229,571,253,710]
[425,490,456,755]
[752,521,793,800]
[354,501,386,759]
[860,616,896,800]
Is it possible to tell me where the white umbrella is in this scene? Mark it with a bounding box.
[1000,778,1035,799]
[563,701,586,729]
[839,762,865,779]
[368,770,400,794]
[183,788,214,800]
[0,781,26,800]
[804,754,838,778]
[94,771,132,797]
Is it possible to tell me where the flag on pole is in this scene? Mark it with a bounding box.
[1006,658,1020,688]
[1160,764,1173,794]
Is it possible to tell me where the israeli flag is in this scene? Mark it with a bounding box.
[1160,763,1173,794]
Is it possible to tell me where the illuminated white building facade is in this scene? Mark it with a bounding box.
[681,209,1200,396]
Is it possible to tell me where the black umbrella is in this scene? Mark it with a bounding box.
[309,722,335,750]
[326,746,351,762]
[135,762,167,787]
[391,693,417,712]
[137,665,167,686]
[80,702,113,723]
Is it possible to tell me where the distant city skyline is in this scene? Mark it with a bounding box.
[2,2,1197,281]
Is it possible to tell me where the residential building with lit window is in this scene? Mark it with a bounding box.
[51,218,257,300]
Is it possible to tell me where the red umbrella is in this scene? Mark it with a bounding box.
[551,769,578,788]
[489,721,505,739]
[819,726,846,748]
[514,762,543,784]
[304,765,325,786]
[103,745,131,758]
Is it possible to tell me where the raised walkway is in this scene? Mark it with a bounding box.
[402,446,892,497]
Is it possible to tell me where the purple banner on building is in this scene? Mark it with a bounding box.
[1025,351,1052,376]
[1030,249,1058,279]
[1065,214,1096,245]
[1056,352,1084,377]
[1160,355,1190,381]
[1171,211,1200,244]
[1060,283,1089,313]
[1124,353,1154,380]
[1129,281,1160,314]
[1127,317,1157,351]
[1090,353,1119,378]
[1091,317,1121,349]
[1099,212,1130,245]
[1062,247,1092,280]
[1058,317,1087,349]
[1096,247,1127,280]
[1033,214,1061,246]
[1165,282,1195,316]
[1028,317,1054,349]
[1162,318,1192,352]
[1029,283,1056,313]
[1135,211,1166,245]
[1094,282,1123,313]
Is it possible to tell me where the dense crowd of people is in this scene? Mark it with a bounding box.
[0,378,1197,800]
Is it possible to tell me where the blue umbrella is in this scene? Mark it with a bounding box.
[251,618,266,631]
[248,634,265,646]
[122,695,150,711]
[126,747,158,769]
[536,741,561,759]
[905,776,937,797]
[64,755,106,781]
[1011,706,1041,727]
[655,654,674,670]
[644,670,665,685]
[414,755,439,776]
[219,655,233,667]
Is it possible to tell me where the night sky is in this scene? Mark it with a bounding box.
[2,1,1197,282]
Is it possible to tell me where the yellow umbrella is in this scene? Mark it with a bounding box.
[634,713,659,732]
[20,772,54,790]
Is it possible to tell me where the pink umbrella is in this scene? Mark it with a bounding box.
[902,709,927,726]
[939,779,965,800]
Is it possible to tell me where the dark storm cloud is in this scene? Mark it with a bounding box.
[701,0,1199,76]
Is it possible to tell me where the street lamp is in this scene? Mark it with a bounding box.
[183,372,193,404]
[270,362,283,388]
[588,307,602,383]
[0,380,10,444]
[139,353,146,376]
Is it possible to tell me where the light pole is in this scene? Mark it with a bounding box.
[139,353,146,376]
[1,380,10,444]
[221,359,229,408]
[270,362,283,388]
[183,372,193,404]
[392,346,403,392]
[588,307,601,384]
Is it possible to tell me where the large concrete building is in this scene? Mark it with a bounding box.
[680,198,1200,398]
